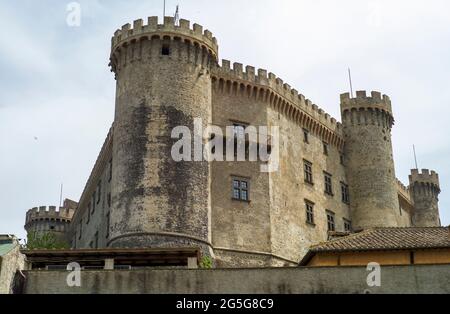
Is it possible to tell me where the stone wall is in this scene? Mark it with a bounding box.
[19,264,450,294]
[69,129,113,249]
[0,245,25,294]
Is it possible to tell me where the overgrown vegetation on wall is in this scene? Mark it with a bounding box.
[25,232,69,250]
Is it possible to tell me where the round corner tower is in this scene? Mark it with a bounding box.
[24,200,76,243]
[340,90,399,230]
[409,169,441,227]
[108,16,218,254]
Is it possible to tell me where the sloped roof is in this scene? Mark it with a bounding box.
[0,243,15,257]
[300,227,450,266]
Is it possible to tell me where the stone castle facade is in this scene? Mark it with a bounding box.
[24,16,442,267]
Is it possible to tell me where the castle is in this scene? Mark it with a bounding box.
[24,16,442,267]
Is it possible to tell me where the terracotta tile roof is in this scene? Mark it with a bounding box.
[309,227,450,253]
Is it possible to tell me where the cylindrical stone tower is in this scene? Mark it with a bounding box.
[24,199,76,244]
[409,169,441,227]
[108,16,218,254]
[340,90,399,230]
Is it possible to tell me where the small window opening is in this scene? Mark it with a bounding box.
[162,44,170,55]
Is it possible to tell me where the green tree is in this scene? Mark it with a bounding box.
[199,256,213,269]
[25,232,69,250]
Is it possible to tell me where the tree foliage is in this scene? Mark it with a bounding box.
[199,255,213,269]
[25,232,69,250]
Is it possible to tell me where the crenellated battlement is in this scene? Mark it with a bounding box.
[111,16,218,58]
[409,169,440,190]
[25,206,75,226]
[396,178,411,200]
[340,91,393,115]
[212,59,343,147]
[340,91,394,129]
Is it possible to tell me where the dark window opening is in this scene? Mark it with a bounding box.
[161,44,170,55]
[344,219,352,232]
[324,172,333,196]
[86,203,91,224]
[327,211,336,232]
[92,192,96,214]
[106,212,110,239]
[78,220,82,240]
[304,160,313,185]
[232,178,250,202]
[94,232,99,249]
[323,142,329,156]
[97,181,102,204]
[305,200,315,225]
[341,182,350,204]
[108,159,113,182]
[303,129,310,144]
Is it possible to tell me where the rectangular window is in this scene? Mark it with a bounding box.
[304,160,313,185]
[344,219,352,232]
[233,123,247,139]
[340,154,345,165]
[78,220,82,240]
[324,172,333,196]
[303,129,310,144]
[108,159,113,182]
[232,178,250,202]
[106,212,111,239]
[92,192,96,214]
[107,193,111,208]
[323,142,329,156]
[86,203,91,224]
[341,182,350,204]
[94,231,99,249]
[305,200,315,225]
[327,211,336,232]
[161,43,170,55]
[97,181,102,204]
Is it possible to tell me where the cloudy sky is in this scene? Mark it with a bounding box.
[1,0,449,239]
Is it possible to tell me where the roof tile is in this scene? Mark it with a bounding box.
[310,227,450,253]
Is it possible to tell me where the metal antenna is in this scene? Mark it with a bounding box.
[59,183,63,207]
[163,0,166,18]
[348,68,354,98]
[174,5,180,25]
[413,145,419,169]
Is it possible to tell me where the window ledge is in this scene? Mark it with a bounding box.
[306,222,316,227]
[232,198,251,204]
